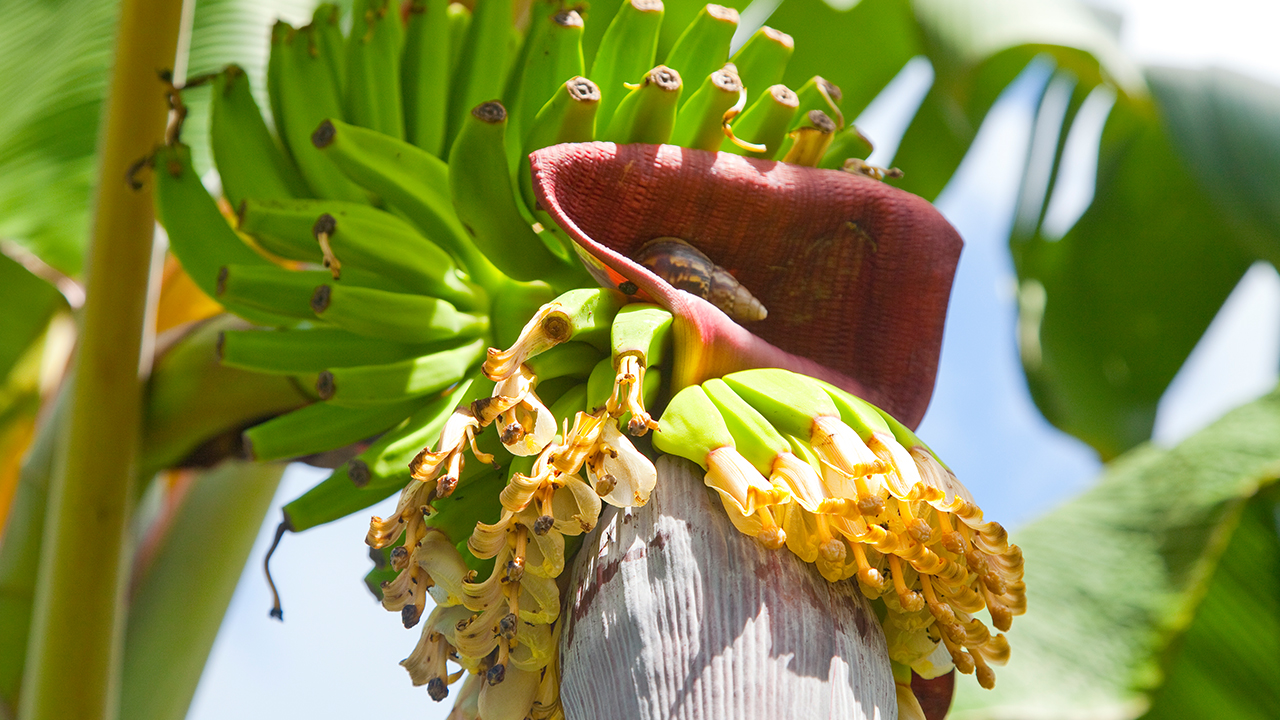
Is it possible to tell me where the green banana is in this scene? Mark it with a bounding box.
[721,83,797,157]
[509,9,585,146]
[216,265,391,320]
[208,65,308,207]
[282,377,487,532]
[447,101,584,287]
[601,65,682,144]
[819,125,875,170]
[663,4,738,109]
[311,118,500,285]
[316,337,487,406]
[777,109,838,166]
[218,327,446,375]
[153,144,273,297]
[669,64,741,151]
[266,21,289,140]
[585,356,616,411]
[701,378,790,476]
[446,0,514,150]
[547,381,589,421]
[523,77,601,154]
[310,283,489,344]
[273,21,369,202]
[524,342,606,384]
[728,25,793,100]
[489,280,556,348]
[653,383,786,547]
[589,0,664,132]
[237,199,485,310]
[483,287,629,379]
[402,0,451,155]
[518,76,600,211]
[152,144,300,327]
[610,303,672,368]
[243,397,427,462]
[346,0,405,139]
[312,4,346,95]
[787,76,844,131]
[446,1,472,74]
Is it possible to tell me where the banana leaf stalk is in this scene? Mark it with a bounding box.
[562,455,896,719]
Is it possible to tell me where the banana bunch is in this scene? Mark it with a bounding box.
[149,1,1005,718]
[653,368,1027,704]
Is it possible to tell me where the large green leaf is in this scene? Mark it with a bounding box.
[1015,69,1267,458]
[952,387,1280,718]
[1147,66,1280,267]
[0,0,316,277]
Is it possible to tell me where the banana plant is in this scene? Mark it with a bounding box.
[2,1,1279,720]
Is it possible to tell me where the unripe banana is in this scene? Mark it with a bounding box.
[589,0,664,131]
[509,9,585,147]
[272,21,369,202]
[721,368,842,440]
[519,76,600,211]
[701,378,791,476]
[316,337,487,407]
[728,25,793,99]
[208,66,308,206]
[217,265,396,319]
[778,109,838,166]
[152,144,296,327]
[524,342,606,384]
[310,284,489,344]
[720,83,797,157]
[669,64,742,151]
[788,75,845,131]
[601,65,682,144]
[446,1,472,73]
[820,125,875,170]
[663,4,739,109]
[448,101,585,288]
[237,199,485,310]
[585,356,616,411]
[243,397,426,462]
[446,0,514,150]
[346,0,406,139]
[402,0,451,155]
[266,21,289,140]
[218,327,443,375]
[312,4,346,94]
[523,77,601,154]
[610,303,672,368]
[282,376,488,531]
[309,118,497,283]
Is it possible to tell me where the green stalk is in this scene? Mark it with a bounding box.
[17,1,183,719]
[119,461,285,720]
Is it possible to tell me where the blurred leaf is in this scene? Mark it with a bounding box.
[893,0,1142,199]
[0,0,318,277]
[1139,489,1280,720]
[0,254,61,384]
[1148,66,1280,266]
[1015,83,1255,459]
[953,387,1280,718]
[120,461,285,720]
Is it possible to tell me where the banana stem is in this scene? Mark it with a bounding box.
[17,1,184,719]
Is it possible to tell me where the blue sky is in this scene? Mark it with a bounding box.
[186,1,1280,717]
